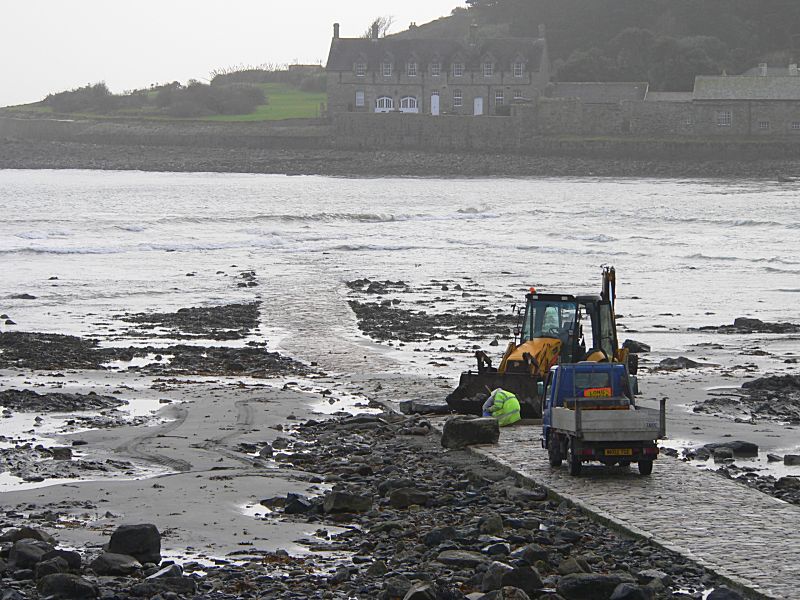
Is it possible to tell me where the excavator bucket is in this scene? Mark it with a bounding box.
[444,370,542,419]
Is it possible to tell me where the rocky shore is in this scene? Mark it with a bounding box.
[3,139,800,179]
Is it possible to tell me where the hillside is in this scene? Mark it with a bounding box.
[396,0,800,91]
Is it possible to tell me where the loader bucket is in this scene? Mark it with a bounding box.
[445,370,542,419]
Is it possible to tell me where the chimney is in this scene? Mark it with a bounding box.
[790,64,798,76]
[538,23,546,39]
[372,22,380,41]
[469,22,478,46]
[759,62,768,76]
[333,23,340,40]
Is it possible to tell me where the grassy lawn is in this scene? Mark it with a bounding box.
[202,83,325,122]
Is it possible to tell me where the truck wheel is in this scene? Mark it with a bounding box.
[568,442,582,477]
[638,460,653,476]
[548,433,562,467]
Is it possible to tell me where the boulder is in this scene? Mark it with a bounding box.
[384,576,413,598]
[378,478,416,496]
[436,549,489,568]
[129,577,197,597]
[558,557,589,575]
[497,588,532,600]
[42,549,81,571]
[399,400,451,415]
[479,513,505,535]
[389,487,431,509]
[659,357,704,370]
[712,447,734,463]
[403,582,438,600]
[0,526,56,545]
[284,493,313,514]
[557,573,637,600]
[501,566,543,597]
[8,539,54,569]
[89,552,142,576]
[37,573,98,599]
[610,583,654,600]
[441,416,500,449]
[707,586,744,600]
[785,454,800,466]
[509,543,548,565]
[622,340,651,353]
[108,523,161,564]
[34,556,69,580]
[704,441,759,457]
[145,563,183,579]
[635,569,671,587]
[482,561,514,591]
[322,491,372,513]
[775,477,800,490]
[504,486,548,503]
[51,447,73,461]
[423,526,458,547]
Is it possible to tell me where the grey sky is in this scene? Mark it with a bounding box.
[0,1,459,107]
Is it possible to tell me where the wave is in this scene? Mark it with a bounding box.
[661,215,795,229]
[685,253,800,266]
[155,211,499,226]
[330,244,427,252]
[15,229,73,240]
[114,224,148,232]
[559,233,618,243]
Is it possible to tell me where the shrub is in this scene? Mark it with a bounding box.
[45,82,118,113]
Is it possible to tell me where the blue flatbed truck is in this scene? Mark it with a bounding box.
[541,363,666,476]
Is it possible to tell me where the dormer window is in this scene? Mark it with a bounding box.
[452,62,464,77]
[431,62,441,77]
[407,62,417,77]
[382,62,393,77]
[513,62,524,77]
[483,62,494,77]
[355,62,366,77]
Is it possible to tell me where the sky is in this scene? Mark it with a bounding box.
[0,1,460,107]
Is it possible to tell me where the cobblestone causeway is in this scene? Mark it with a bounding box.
[452,423,800,600]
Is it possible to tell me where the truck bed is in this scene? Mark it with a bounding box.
[551,406,663,442]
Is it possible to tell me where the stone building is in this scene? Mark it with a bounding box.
[325,22,550,117]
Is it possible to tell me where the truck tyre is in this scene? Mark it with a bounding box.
[568,441,582,476]
[548,432,562,467]
[638,460,653,476]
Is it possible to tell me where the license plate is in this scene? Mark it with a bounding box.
[584,387,612,398]
[605,448,633,456]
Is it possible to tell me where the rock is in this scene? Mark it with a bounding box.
[509,543,548,565]
[775,477,800,490]
[479,512,504,535]
[35,556,69,579]
[441,416,500,449]
[497,588,532,600]
[328,565,350,584]
[107,523,161,564]
[403,582,437,600]
[558,557,589,575]
[0,526,56,544]
[704,441,759,457]
[145,563,183,579]
[707,586,744,600]
[51,447,73,460]
[610,583,654,600]
[389,487,431,508]
[622,340,650,353]
[712,447,734,462]
[378,478,416,496]
[482,561,515,591]
[436,549,489,568]
[1,590,26,600]
[785,454,800,466]
[659,357,704,370]
[11,294,36,300]
[37,573,98,599]
[504,486,548,503]
[501,566,543,597]
[557,573,636,600]
[366,560,387,577]
[424,526,458,546]
[89,552,142,576]
[129,577,197,597]
[322,491,372,513]
[8,539,54,569]
[635,569,671,587]
[399,400,451,415]
[384,576,413,598]
[284,493,313,514]
[767,453,783,462]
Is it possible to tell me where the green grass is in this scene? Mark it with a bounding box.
[202,83,325,122]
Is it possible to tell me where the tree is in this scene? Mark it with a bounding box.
[362,16,395,39]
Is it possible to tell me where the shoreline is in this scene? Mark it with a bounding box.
[3,140,800,179]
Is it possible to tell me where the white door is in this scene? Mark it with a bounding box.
[474,97,484,116]
[431,94,440,116]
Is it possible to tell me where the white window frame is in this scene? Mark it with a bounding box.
[355,63,366,77]
[483,62,494,77]
[452,62,464,77]
[431,62,441,77]
[453,89,463,108]
[758,120,770,130]
[792,121,800,131]
[407,62,417,77]
[400,96,418,110]
[355,90,365,108]
[717,110,732,127]
[382,62,392,77]
[495,90,504,106]
[513,89,524,100]
[513,62,524,78]
[375,96,394,112]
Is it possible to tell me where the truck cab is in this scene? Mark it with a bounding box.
[541,363,665,476]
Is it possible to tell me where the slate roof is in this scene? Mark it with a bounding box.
[693,76,800,100]
[645,91,693,102]
[326,37,545,72]
[741,66,798,77]
[549,82,648,103]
